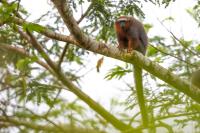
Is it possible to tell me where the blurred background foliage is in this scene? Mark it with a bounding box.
[0,0,199,132]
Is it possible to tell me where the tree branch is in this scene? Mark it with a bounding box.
[149,44,197,67]
[0,43,51,71]
[57,2,93,68]
[58,42,69,68]
[155,112,200,121]
[157,18,200,57]
[0,116,59,132]
[77,2,93,24]
[11,16,79,46]
[0,116,105,133]
[157,121,173,133]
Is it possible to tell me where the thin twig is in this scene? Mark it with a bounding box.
[16,0,21,12]
[45,89,62,116]
[24,107,66,132]
[149,44,197,67]
[58,42,69,68]
[77,3,93,24]
[0,43,51,71]
[157,121,173,133]
[157,18,200,57]
[156,112,200,121]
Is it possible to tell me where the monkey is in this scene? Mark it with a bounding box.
[114,16,148,54]
[191,70,200,88]
[114,16,149,127]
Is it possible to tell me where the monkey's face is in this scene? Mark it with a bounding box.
[118,20,126,28]
[116,18,129,29]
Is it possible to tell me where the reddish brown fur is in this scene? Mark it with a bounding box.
[114,16,148,54]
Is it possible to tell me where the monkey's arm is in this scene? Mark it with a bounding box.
[128,38,140,53]
[117,34,126,50]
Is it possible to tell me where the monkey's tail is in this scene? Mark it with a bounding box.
[133,65,149,127]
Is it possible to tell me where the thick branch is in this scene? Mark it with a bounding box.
[51,0,200,103]
[11,16,79,46]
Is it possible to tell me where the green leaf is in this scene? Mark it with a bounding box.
[26,91,36,102]
[0,2,17,21]
[23,23,45,32]
[163,16,175,22]
[105,65,131,80]
[147,46,158,56]
[195,44,200,52]
[16,58,31,71]
[144,24,153,32]
[179,38,192,47]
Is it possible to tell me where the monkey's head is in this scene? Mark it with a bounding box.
[116,18,127,29]
[115,16,132,30]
